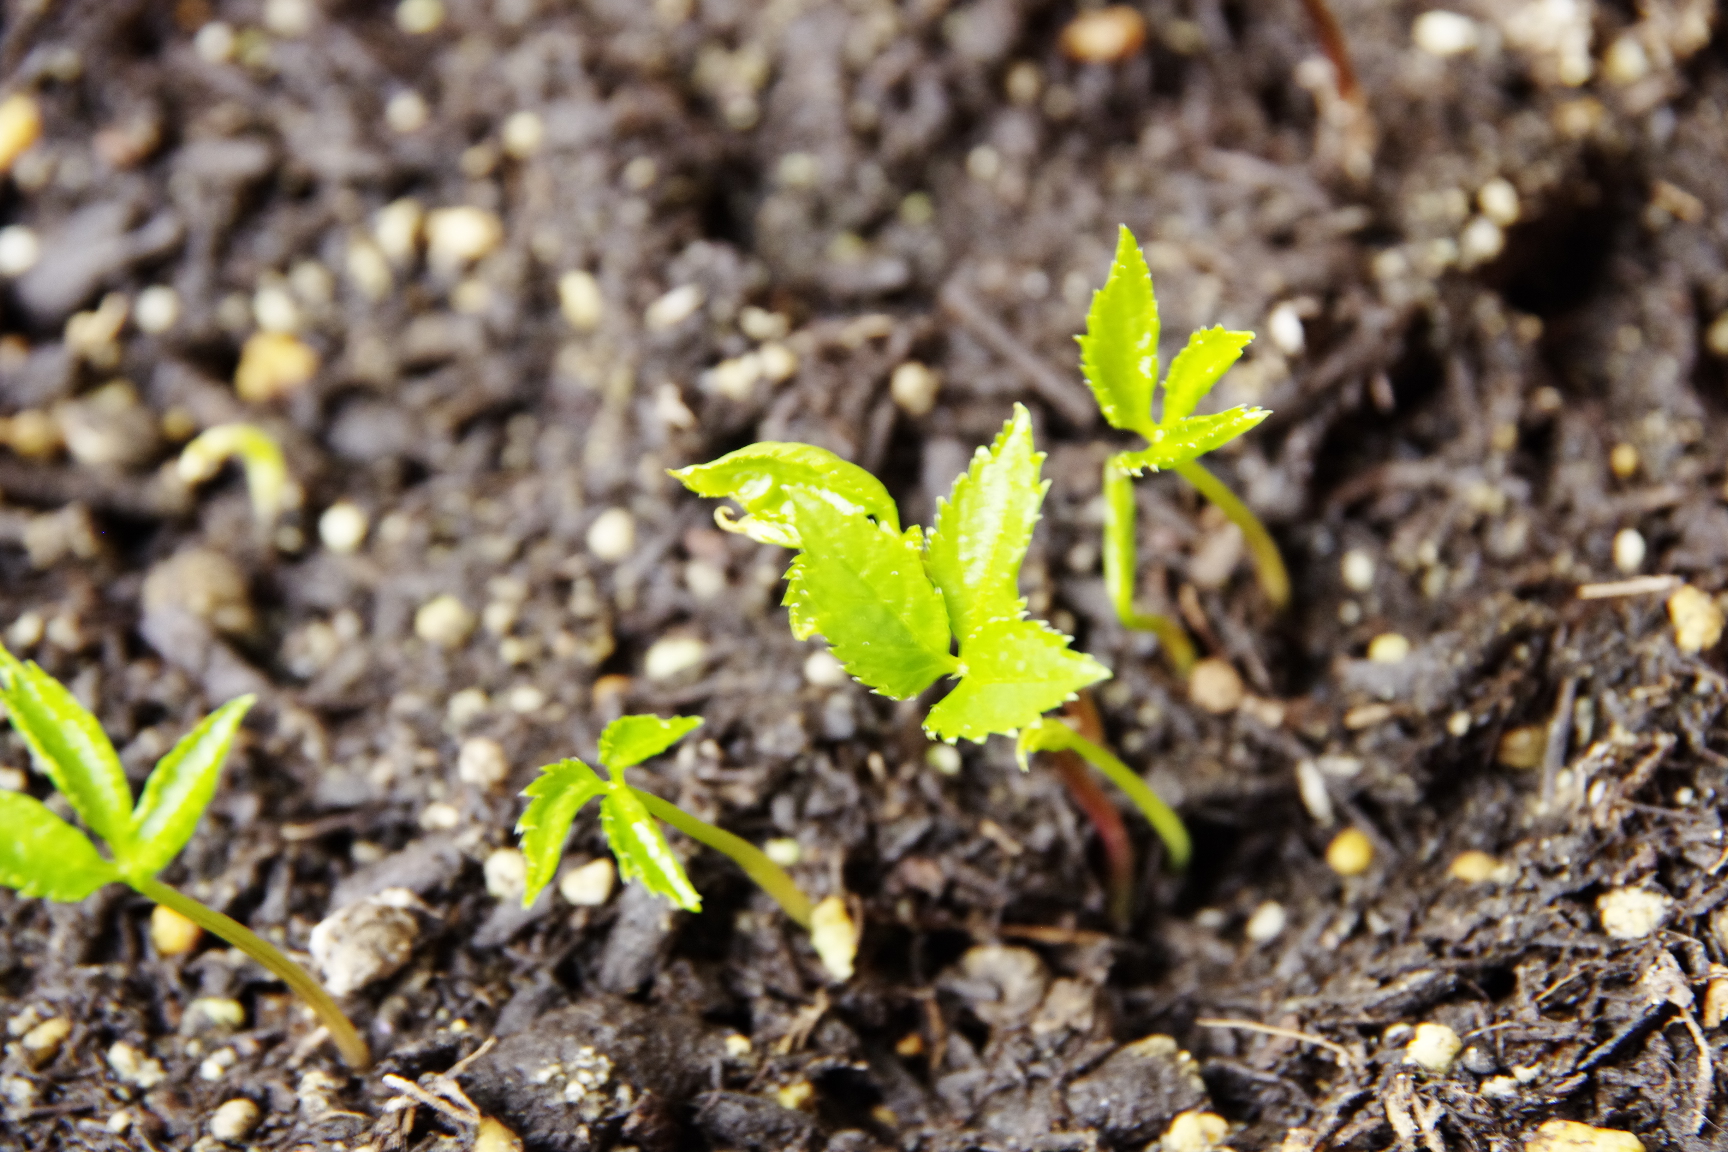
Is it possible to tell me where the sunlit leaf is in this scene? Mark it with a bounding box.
[670,442,900,547]
[125,696,255,879]
[924,618,1110,743]
[1159,327,1254,426]
[601,787,702,913]
[783,487,957,698]
[517,759,609,907]
[783,554,819,640]
[925,404,1047,641]
[1116,406,1271,474]
[0,791,117,901]
[598,714,702,773]
[0,646,133,851]
[1076,226,1159,438]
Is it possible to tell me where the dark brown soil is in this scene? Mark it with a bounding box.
[1,1,1726,1149]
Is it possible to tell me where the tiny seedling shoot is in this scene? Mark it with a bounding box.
[516,714,858,980]
[0,645,369,1068]
[1079,225,1288,673]
[673,404,1190,869]
[177,422,293,532]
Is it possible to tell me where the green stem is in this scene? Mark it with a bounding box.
[1023,721,1190,870]
[1172,460,1289,610]
[634,791,815,928]
[130,875,369,1069]
[1103,459,1197,674]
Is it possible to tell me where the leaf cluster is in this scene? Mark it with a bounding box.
[1078,226,1269,472]
[0,645,253,900]
[673,404,1109,743]
[517,714,704,911]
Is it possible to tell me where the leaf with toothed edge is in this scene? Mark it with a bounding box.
[669,442,900,548]
[1116,406,1271,474]
[924,618,1111,744]
[516,759,608,908]
[0,791,117,901]
[1159,326,1255,426]
[601,787,702,913]
[598,714,702,772]
[1077,226,1160,439]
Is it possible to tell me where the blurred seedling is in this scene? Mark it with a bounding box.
[177,422,294,532]
[0,644,368,1067]
[1079,226,1287,674]
[673,404,1189,869]
[517,714,858,980]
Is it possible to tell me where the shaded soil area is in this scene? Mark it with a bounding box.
[1,0,1727,1148]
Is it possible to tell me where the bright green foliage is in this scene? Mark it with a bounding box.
[1016,718,1190,869]
[516,714,707,911]
[784,488,958,698]
[0,644,255,890]
[676,403,1109,744]
[669,442,899,548]
[1159,326,1256,426]
[1117,407,1273,476]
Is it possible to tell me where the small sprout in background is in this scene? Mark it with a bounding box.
[518,715,851,977]
[1078,226,1287,674]
[0,644,368,1067]
[178,423,293,531]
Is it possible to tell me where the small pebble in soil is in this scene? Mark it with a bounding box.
[1458,217,1504,268]
[235,332,319,402]
[447,687,489,729]
[193,21,235,62]
[1325,829,1373,876]
[474,1116,525,1152]
[758,342,798,382]
[1667,584,1724,653]
[1449,850,1511,884]
[803,649,847,688]
[1295,760,1335,826]
[188,998,245,1031]
[723,1032,753,1058]
[1608,442,1639,480]
[1340,548,1376,592]
[134,285,180,333]
[57,381,160,468]
[1707,311,1728,358]
[0,225,40,276]
[385,91,430,134]
[1404,1022,1462,1072]
[739,306,789,341]
[375,198,423,264]
[484,848,528,902]
[1244,901,1286,944]
[415,594,475,648]
[150,904,203,956]
[0,94,42,174]
[106,1041,166,1089]
[458,737,510,789]
[502,111,544,158]
[309,888,422,996]
[1596,887,1672,940]
[1059,6,1146,63]
[684,559,727,600]
[1525,1119,1645,1152]
[144,549,256,635]
[1479,178,1521,226]
[644,634,708,681]
[764,837,801,866]
[419,801,460,829]
[645,284,704,331]
[890,361,941,416]
[586,507,636,561]
[1703,972,1728,1029]
[1161,1110,1229,1152]
[396,0,445,34]
[1611,528,1645,573]
[1267,301,1305,356]
[558,270,604,331]
[1412,10,1479,56]
[207,1098,261,1143]
[1367,633,1410,663]
[426,207,503,272]
[318,501,369,553]
[1446,710,1471,737]
[1496,724,1545,770]
[776,1081,815,1111]
[20,1018,70,1068]
[810,895,858,982]
[1188,658,1244,714]
[926,744,962,775]
[559,858,616,906]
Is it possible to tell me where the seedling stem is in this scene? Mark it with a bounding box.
[1171,460,1291,610]
[635,792,814,928]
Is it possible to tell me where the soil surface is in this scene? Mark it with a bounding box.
[1,0,1726,1149]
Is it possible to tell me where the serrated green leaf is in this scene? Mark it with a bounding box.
[784,487,957,698]
[517,759,608,907]
[670,442,900,547]
[1159,327,1254,426]
[124,696,254,879]
[924,618,1110,743]
[782,554,819,640]
[599,714,702,772]
[0,647,133,851]
[1116,406,1271,474]
[1077,226,1159,438]
[0,790,117,901]
[925,404,1048,641]
[601,787,702,913]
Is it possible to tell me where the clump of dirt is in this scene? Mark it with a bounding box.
[0,0,1725,1149]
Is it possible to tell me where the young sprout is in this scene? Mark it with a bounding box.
[0,645,368,1068]
[673,404,1190,868]
[517,714,854,977]
[177,423,293,530]
[1079,226,1288,672]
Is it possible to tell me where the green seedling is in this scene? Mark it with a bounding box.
[673,404,1189,866]
[1080,226,1289,672]
[177,422,292,530]
[518,714,855,968]
[0,645,368,1068]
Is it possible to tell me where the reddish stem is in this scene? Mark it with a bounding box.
[1049,693,1136,930]
[1296,0,1359,104]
